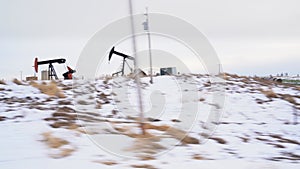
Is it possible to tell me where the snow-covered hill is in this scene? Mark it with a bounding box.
[0,74,299,169]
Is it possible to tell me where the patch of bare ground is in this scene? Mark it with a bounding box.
[61,86,73,90]
[0,116,6,121]
[240,77,251,84]
[269,134,300,145]
[238,136,250,143]
[203,81,211,87]
[252,77,275,86]
[282,152,300,160]
[44,106,80,130]
[77,100,90,105]
[0,80,6,85]
[52,112,76,120]
[280,94,297,105]
[269,143,285,148]
[192,154,205,160]
[130,164,157,169]
[93,160,118,166]
[1,96,37,105]
[30,81,65,98]
[58,100,72,105]
[76,114,105,123]
[57,106,74,113]
[13,78,23,85]
[256,137,272,142]
[49,121,79,129]
[255,98,271,104]
[171,119,181,123]
[199,98,205,102]
[271,152,300,161]
[209,137,227,144]
[97,92,111,104]
[41,132,75,158]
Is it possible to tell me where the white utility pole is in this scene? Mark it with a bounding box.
[128,0,146,135]
[143,7,153,84]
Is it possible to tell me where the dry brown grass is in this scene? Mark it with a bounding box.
[56,148,74,158]
[124,137,165,155]
[261,89,277,98]
[143,123,170,131]
[50,148,75,159]
[166,127,199,144]
[282,95,297,104]
[241,78,251,84]
[41,132,69,148]
[113,125,160,141]
[224,73,240,79]
[50,121,78,129]
[222,75,230,81]
[13,78,23,85]
[192,154,205,160]
[93,160,118,166]
[41,132,75,158]
[131,164,157,169]
[143,123,199,144]
[30,81,65,98]
[139,155,155,161]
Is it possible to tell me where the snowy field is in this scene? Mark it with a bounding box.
[0,74,299,169]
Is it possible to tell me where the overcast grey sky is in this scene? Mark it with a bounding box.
[0,0,299,79]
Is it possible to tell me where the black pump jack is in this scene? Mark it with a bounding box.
[34,58,66,80]
[108,46,134,76]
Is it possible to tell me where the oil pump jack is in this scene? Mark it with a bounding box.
[34,57,76,80]
[108,46,135,76]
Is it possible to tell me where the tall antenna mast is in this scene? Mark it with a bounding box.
[128,0,146,135]
[144,7,153,84]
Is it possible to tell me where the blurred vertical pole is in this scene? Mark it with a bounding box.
[128,0,146,135]
[144,7,153,84]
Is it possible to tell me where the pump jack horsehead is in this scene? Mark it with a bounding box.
[33,57,76,80]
